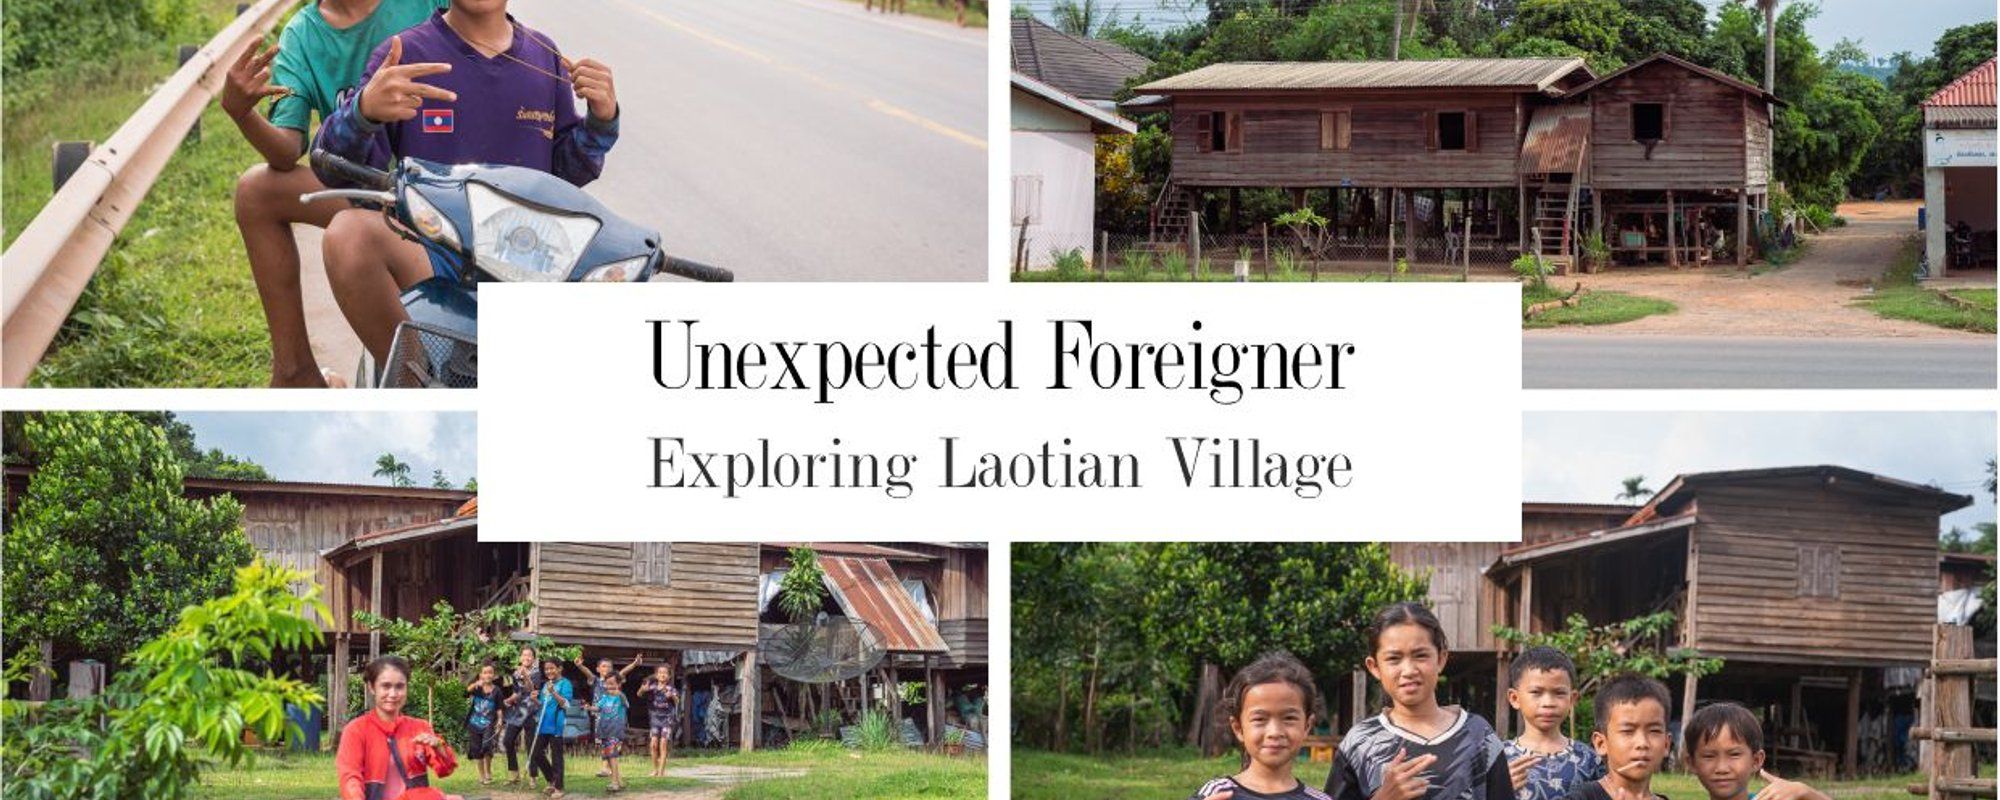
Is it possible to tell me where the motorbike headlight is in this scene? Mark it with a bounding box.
[579,256,651,283]
[403,189,461,251]
[466,182,602,282]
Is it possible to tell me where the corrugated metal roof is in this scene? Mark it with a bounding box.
[1925,105,1996,128]
[1134,57,1590,93]
[765,542,937,561]
[1011,16,1152,102]
[1924,58,1996,108]
[1519,104,1591,174]
[1014,71,1139,134]
[819,556,948,654]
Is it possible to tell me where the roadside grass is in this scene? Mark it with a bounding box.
[5,5,276,387]
[1015,748,1927,800]
[1013,268,1466,283]
[198,743,986,800]
[1522,283,1676,328]
[1852,237,1999,333]
[830,0,987,26]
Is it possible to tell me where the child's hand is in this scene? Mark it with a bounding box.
[564,56,618,122]
[358,36,456,124]
[1757,770,1828,800]
[1508,753,1544,791]
[222,41,289,120]
[1374,748,1438,800]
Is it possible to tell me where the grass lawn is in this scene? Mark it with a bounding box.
[1014,748,1932,800]
[5,3,280,387]
[197,744,985,800]
[1522,284,1676,328]
[1851,238,1998,333]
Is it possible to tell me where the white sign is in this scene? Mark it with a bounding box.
[1926,128,1997,168]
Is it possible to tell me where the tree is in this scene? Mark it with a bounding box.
[1494,0,1635,72]
[1051,0,1099,37]
[464,476,479,493]
[1615,475,1654,502]
[5,411,271,480]
[430,468,454,490]
[372,452,413,487]
[1,561,326,800]
[777,547,828,621]
[2,413,255,677]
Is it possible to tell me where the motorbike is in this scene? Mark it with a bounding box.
[301,150,733,388]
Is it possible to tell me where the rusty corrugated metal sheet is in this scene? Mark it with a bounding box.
[1520,104,1591,174]
[1925,58,1996,108]
[819,556,948,654]
[1135,57,1589,94]
[1925,106,1996,128]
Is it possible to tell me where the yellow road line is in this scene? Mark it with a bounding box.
[609,0,985,150]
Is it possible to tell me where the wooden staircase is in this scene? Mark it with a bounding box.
[1150,180,1194,242]
[1532,183,1579,272]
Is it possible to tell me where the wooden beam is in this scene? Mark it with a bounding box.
[928,664,946,745]
[1667,191,1679,268]
[1681,671,1700,765]
[1519,567,1536,635]
[1736,189,1749,268]
[1495,653,1513,738]
[1935,626,1975,800]
[369,551,383,660]
[1350,670,1368,729]
[1844,669,1862,777]
[739,649,760,752]
[1912,728,2000,744]
[331,633,351,737]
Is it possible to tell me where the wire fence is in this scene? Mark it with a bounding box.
[1013,226,1525,281]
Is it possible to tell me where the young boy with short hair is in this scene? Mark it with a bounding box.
[1504,646,1605,800]
[1556,674,1673,800]
[1684,703,1832,800]
[312,0,620,365]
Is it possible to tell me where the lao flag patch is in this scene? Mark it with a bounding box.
[422,109,455,133]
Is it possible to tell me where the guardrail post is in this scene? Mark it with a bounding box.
[238,3,250,13]
[52,142,93,191]
[178,45,202,143]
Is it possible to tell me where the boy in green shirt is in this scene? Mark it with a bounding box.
[222,0,448,386]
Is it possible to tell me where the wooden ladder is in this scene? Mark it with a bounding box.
[1151,179,1193,243]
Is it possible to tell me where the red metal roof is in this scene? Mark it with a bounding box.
[1520,104,1591,174]
[1925,58,1996,107]
[818,556,947,654]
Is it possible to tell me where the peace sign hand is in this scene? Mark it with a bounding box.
[358,36,457,124]
[222,40,289,120]
[1372,748,1439,800]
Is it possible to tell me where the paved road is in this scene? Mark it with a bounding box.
[513,0,987,281]
[1523,334,1997,389]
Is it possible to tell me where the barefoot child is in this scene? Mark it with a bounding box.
[638,664,681,778]
[464,663,503,784]
[500,645,542,788]
[1503,647,1604,800]
[1327,602,1512,800]
[1189,652,1334,800]
[1556,675,1672,800]
[593,676,632,791]
[1684,703,1832,800]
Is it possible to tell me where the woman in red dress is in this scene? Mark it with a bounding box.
[337,655,463,800]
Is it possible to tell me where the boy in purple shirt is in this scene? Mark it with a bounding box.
[312,0,619,365]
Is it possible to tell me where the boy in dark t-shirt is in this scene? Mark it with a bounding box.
[465,663,503,784]
[312,0,619,366]
[1555,676,1673,800]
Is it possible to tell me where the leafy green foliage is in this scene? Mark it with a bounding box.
[779,547,829,622]
[350,600,575,749]
[1492,611,1722,732]
[3,412,255,671]
[1051,248,1091,279]
[2,561,327,800]
[854,707,900,751]
[1014,543,1424,753]
[371,453,414,487]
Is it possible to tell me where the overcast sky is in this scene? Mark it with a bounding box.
[1017,0,1994,60]
[176,411,478,488]
[1524,411,1996,536]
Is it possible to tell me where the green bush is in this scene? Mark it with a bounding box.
[1118,249,1154,281]
[1050,248,1090,280]
[854,708,898,751]
[1160,250,1188,279]
[4,0,214,76]
[1512,253,1551,290]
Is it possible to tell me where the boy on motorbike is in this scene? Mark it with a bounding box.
[223,0,448,386]
[311,0,620,368]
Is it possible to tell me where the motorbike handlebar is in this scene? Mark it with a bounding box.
[659,256,735,283]
[310,149,395,192]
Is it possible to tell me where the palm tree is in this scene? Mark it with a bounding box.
[1616,475,1655,503]
[1051,0,1098,38]
[372,452,413,488]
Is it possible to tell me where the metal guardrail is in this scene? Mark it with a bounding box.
[0,0,295,387]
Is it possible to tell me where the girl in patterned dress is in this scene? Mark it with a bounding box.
[638,664,681,777]
[1189,652,1336,800]
[594,675,631,792]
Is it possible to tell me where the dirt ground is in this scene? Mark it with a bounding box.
[1535,199,1995,338]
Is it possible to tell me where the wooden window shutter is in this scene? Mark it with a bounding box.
[1424,111,1438,150]
[1195,112,1213,154]
[1663,103,1671,142]
[1465,110,1479,152]
[1817,546,1839,598]
[1320,111,1335,150]
[1338,110,1352,151]
[632,543,673,586]
[1226,111,1243,153]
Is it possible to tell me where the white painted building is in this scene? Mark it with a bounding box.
[1922,58,1995,277]
[1009,72,1135,270]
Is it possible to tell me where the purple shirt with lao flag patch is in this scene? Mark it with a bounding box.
[313,11,616,188]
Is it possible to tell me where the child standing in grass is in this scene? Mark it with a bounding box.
[638,664,681,778]
[1189,651,1333,800]
[1326,602,1512,800]
[1556,675,1671,800]
[1684,703,1832,800]
[576,652,642,779]
[594,674,631,792]
[464,663,503,785]
[1502,646,1603,800]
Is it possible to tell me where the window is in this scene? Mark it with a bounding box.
[1425,111,1477,152]
[1196,110,1242,153]
[1633,103,1666,141]
[1010,174,1042,225]
[632,542,673,587]
[1320,109,1351,151]
[1796,544,1840,598]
